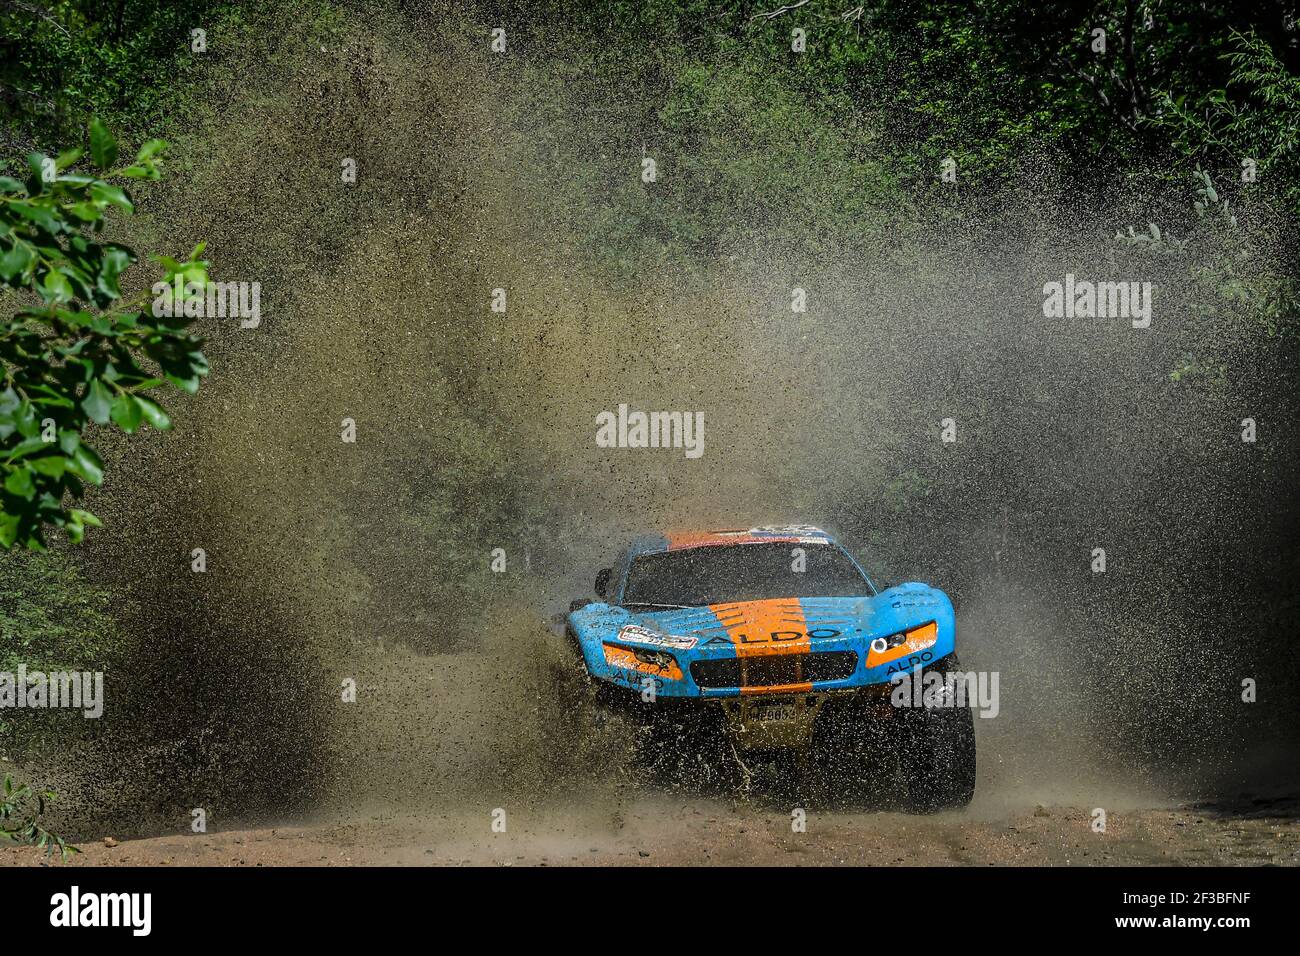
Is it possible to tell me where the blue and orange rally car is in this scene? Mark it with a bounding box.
[566,526,975,810]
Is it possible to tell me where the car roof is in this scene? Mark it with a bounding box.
[627,526,835,558]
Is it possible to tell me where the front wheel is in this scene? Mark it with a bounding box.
[898,703,976,813]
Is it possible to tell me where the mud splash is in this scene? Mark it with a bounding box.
[21,0,1297,836]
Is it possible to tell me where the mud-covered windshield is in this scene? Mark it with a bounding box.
[621,542,874,607]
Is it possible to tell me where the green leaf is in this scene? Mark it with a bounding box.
[89,182,133,213]
[100,242,137,275]
[27,384,75,408]
[4,436,47,460]
[13,201,61,232]
[61,509,101,544]
[164,373,200,394]
[25,153,49,193]
[40,269,72,304]
[0,244,34,283]
[82,379,112,424]
[95,243,136,302]
[110,393,143,433]
[3,466,35,500]
[68,445,104,484]
[66,201,104,222]
[134,395,172,430]
[56,263,94,301]
[89,118,118,170]
[69,508,101,528]
[28,456,67,478]
[136,139,167,162]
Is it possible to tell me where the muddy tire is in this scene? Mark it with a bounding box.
[898,703,976,813]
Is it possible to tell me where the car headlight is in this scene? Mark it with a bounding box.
[866,621,938,667]
[631,648,676,669]
[602,642,683,680]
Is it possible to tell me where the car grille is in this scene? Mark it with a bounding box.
[690,651,857,689]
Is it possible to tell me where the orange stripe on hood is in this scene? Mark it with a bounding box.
[665,532,805,551]
[707,598,808,659]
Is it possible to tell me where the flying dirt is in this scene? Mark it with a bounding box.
[3,2,1298,869]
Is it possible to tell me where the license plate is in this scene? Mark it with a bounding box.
[749,701,796,722]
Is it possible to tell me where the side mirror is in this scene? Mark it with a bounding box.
[594,567,613,599]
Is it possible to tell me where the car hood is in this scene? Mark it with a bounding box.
[567,584,956,695]
[574,585,949,650]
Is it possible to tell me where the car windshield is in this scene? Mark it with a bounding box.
[621,542,874,607]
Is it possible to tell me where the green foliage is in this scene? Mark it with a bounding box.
[1149,30,1300,216]
[0,773,77,860]
[1,121,209,549]
[1181,167,1299,349]
[501,15,908,278]
[518,0,1298,201]
[0,0,216,152]
[0,547,120,674]
[1114,167,1298,385]
[654,57,903,259]
[504,0,1298,368]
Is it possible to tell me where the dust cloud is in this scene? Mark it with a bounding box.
[38,2,1299,836]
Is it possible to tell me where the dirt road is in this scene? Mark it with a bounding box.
[7,792,1297,867]
[7,642,1297,868]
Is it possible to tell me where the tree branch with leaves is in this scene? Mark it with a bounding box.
[1,119,210,549]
